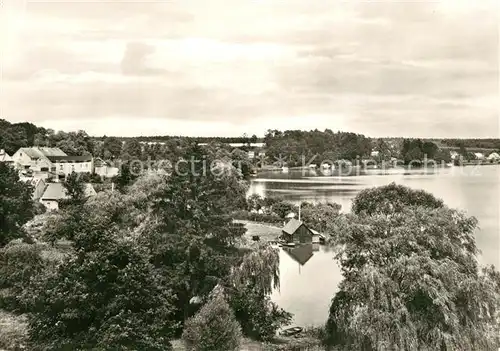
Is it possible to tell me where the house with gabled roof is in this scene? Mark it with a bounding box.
[487,152,500,161]
[281,218,317,244]
[19,176,47,200]
[11,147,66,173]
[40,182,97,211]
[11,147,94,178]
[0,149,13,164]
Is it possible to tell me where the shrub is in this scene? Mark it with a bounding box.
[28,227,175,351]
[0,311,28,351]
[183,289,242,351]
[230,287,292,341]
[0,242,45,312]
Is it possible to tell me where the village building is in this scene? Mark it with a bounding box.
[40,182,97,211]
[0,149,14,164]
[473,152,485,160]
[47,155,94,179]
[487,152,500,162]
[11,147,94,179]
[94,158,120,178]
[11,147,65,173]
[18,177,47,200]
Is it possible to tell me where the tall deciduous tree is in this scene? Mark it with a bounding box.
[28,219,176,350]
[351,182,444,215]
[62,172,86,205]
[326,186,500,350]
[0,163,35,247]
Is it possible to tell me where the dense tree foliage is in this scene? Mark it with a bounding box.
[228,245,292,340]
[0,119,95,156]
[62,172,86,205]
[351,182,444,215]
[0,243,45,312]
[400,139,450,164]
[300,202,342,233]
[264,129,372,166]
[441,138,500,150]
[0,163,35,247]
[326,186,500,351]
[28,218,176,350]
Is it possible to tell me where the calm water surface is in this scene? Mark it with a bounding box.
[250,165,500,326]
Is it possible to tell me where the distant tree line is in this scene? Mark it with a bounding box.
[264,129,372,166]
[400,138,451,164]
[441,138,500,150]
[0,119,94,156]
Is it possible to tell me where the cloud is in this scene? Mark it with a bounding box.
[1,0,498,137]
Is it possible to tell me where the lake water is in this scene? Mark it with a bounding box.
[250,165,500,327]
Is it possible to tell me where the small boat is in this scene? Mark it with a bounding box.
[281,166,289,173]
[283,242,296,247]
[280,326,303,337]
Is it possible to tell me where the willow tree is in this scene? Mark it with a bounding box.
[227,244,292,341]
[326,204,500,351]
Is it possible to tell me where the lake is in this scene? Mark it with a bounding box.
[249,165,500,327]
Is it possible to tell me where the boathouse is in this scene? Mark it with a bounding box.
[281,218,315,244]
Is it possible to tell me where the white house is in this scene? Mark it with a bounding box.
[0,149,13,164]
[94,158,119,178]
[487,152,500,161]
[40,182,97,211]
[11,147,65,172]
[11,147,94,178]
[48,155,94,178]
[19,177,47,200]
[370,150,380,158]
[473,152,485,160]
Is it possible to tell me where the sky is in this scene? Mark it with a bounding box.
[0,0,498,138]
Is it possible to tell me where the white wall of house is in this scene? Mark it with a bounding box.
[11,149,35,168]
[95,165,119,178]
[40,199,59,211]
[55,160,93,175]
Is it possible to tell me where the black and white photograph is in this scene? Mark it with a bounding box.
[0,0,499,350]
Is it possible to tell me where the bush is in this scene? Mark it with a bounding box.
[28,228,175,351]
[183,288,242,351]
[0,311,28,351]
[0,242,45,312]
[230,287,292,341]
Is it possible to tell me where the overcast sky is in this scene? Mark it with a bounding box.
[1,0,498,138]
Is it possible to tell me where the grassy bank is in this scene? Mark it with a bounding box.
[236,220,283,243]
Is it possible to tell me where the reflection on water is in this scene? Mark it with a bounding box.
[271,244,342,327]
[257,166,500,327]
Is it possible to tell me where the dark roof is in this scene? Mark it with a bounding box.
[46,155,93,162]
[284,244,314,265]
[18,147,67,159]
[282,218,305,235]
